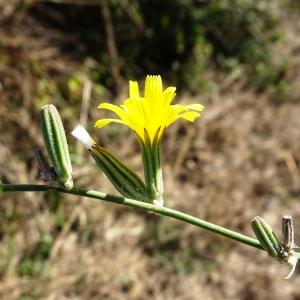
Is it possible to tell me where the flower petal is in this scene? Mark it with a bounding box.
[123,99,144,125]
[145,75,162,102]
[186,103,205,112]
[163,87,176,105]
[163,105,187,128]
[95,76,205,143]
[94,118,125,128]
[178,111,201,122]
[98,103,128,121]
[129,81,140,98]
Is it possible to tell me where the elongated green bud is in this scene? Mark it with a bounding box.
[41,104,73,190]
[251,216,283,258]
[71,125,148,201]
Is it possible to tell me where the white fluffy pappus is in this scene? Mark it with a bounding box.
[71,125,95,149]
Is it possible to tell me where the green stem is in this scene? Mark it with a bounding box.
[2,183,300,259]
[0,184,279,252]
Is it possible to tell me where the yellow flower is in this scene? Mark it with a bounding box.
[95,75,205,143]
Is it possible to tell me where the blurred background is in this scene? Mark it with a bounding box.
[1,0,300,299]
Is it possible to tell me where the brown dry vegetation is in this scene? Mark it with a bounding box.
[2,2,300,300]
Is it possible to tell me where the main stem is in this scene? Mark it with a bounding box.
[2,183,300,259]
[0,184,262,248]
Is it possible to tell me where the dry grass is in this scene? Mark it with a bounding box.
[2,3,300,300]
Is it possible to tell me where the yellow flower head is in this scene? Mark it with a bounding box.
[95,75,204,143]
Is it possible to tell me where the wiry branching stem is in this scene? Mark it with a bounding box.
[3,183,300,261]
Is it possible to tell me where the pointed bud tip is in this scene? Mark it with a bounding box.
[41,104,55,110]
[251,216,262,222]
[64,178,73,190]
[71,125,95,149]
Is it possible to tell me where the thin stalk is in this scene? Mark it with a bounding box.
[0,185,266,249]
[2,183,300,259]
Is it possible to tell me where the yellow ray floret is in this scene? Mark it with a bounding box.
[95,75,205,143]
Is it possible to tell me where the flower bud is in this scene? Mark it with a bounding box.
[41,104,73,190]
[251,216,283,258]
[72,125,148,201]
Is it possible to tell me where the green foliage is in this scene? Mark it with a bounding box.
[52,211,67,231]
[36,79,62,106]
[17,290,40,300]
[143,218,211,274]
[13,0,289,100]
[80,223,94,244]
[106,0,285,92]
[18,234,53,278]
[45,190,63,212]
[0,238,16,276]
